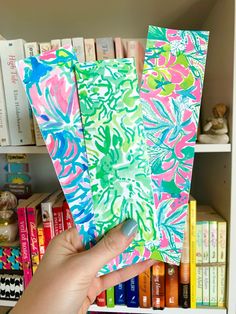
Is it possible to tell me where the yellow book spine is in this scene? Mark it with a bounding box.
[189,197,196,308]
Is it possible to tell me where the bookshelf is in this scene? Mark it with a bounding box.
[0,0,235,313]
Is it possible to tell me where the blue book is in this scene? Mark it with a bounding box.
[126,276,139,307]
[115,283,126,305]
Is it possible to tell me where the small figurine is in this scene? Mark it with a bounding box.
[198,103,229,144]
[0,191,18,243]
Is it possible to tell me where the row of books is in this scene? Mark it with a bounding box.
[0,35,144,147]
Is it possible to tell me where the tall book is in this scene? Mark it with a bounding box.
[138,268,151,308]
[96,38,115,60]
[51,39,61,50]
[0,39,35,145]
[165,264,179,307]
[114,37,124,58]
[126,276,139,308]
[126,39,144,83]
[0,57,10,146]
[27,193,50,274]
[24,42,44,147]
[180,207,190,308]
[209,220,218,306]
[115,283,125,305]
[72,37,85,62]
[17,194,42,288]
[152,261,165,309]
[106,287,115,308]
[52,194,65,235]
[84,38,96,61]
[196,221,203,306]
[62,201,74,229]
[189,196,197,308]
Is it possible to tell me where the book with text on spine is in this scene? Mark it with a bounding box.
[52,194,65,236]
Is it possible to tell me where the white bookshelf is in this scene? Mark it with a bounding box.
[0,0,235,313]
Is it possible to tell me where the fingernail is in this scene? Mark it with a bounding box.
[121,219,138,238]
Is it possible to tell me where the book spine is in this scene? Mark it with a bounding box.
[189,198,197,308]
[0,39,35,145]
[196,222,203,306]
[106,287,115,308]
[0,62,10,146]
[37,226,45,260]
[17,207,32,288]
[138,267,151,308]
[218,221,227,307]
[84,39,96,61]
[27,207,40,274]
[72,38,85,62]
[51,39,61,50]
[114,38,124,58]
[96,38,115,60]
[61,38,72,46]
[202,221,210,306]
[209,221,217,306]
[62,201,74,229]
[53,206,64,236]
[39,42,51,53]
[152,261,165,309]
[41,203,54,248]
[96,290,106,306]
[165,264,179,307]
[115,283,126,305]
[126,276,139,308]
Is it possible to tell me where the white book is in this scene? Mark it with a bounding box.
[24,42,45,146]
[0,39,35,145]
[39,42,51,53]
[61,38,72,46]
[0,62,10,146]
[72,37,85,62]
[51,39,61,50]
[84,38,96,62]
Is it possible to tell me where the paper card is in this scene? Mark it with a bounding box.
[140,26,209,264]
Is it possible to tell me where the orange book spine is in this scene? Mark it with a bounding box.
[165,264,179,307]
[138,267,151,308]
[152,261,165,309]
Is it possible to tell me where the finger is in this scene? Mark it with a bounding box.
[99,259,156,292]
[84,219,138,273]
[51,227,85,253]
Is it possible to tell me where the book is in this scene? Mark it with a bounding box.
[72,37,85,62]
[196,221,203,306]
[114,37,124,58]
[179,207,190,308]
[39,42,51,53]
[0,57,10,146]
[27,193,50,273]
[126,277,139,307]
[106,287,115,308]
[189,196,197,308]
[52,194,65,235]
[62,201,74,229]
[17,194,42,288]
[51,39,61,50]
[152,261,165,309]
[115,283,125,305]
[96,291,106,306]
[126,39,144,83]
[0,39,35,145]
[209,220,218,306]
[84,38,96,61]
[138,268,151,308]
[41,190,63,248]
[37,223,45,260]
[96,38,115,60]
[165,264,178,307]
[61,38,72,46]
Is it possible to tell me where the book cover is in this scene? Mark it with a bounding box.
[196,221,203,306]
[62,201,74,230]
[84,38,96,61]
[138,268,151,308]
[52,194,65,235]
[72,37,85,62]
[126,276,139,307]
[115,283,125,305]
[96,37,115,60]
[165,264,179,307]
[0,39,35,145]
[96,290,106,307]
[51,39,61,50]
[0,60,10,146]
[106,287,115,308]
[140,26,209,266]
[114,37,124,59]
[27,193,50,273]
[189,197,197,308]
[152,261,165,309]
[37,223,45,260]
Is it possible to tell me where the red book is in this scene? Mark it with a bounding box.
[17,194,42,288]
[52,195,65,236]
[62,201,74,230]
[96,291,106,306]
[26,193,50,274]
[41,190,63,248]
[37,223,45,260]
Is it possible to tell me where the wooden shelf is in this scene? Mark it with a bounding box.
[0,144,231,154]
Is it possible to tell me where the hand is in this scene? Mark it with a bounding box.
[12,219,155,314]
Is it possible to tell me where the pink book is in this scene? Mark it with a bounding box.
[17,194,42,288]
[62,201,74,230]
[127,40,144,83]
[52,195,65,236]
[114,37,124,58]
[26,193,50,274]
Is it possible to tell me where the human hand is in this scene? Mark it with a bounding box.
[12,219,155,314]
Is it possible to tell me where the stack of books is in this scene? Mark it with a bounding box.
[0,36,144,147]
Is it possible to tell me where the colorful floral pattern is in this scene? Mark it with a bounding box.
[140,26,209,263]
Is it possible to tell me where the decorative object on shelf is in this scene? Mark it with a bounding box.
[0,191,18,243]
[198,103,229,144]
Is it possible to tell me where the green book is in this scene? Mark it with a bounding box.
[106,286,115,308]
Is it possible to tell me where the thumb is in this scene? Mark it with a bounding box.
[84,219,138,273]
